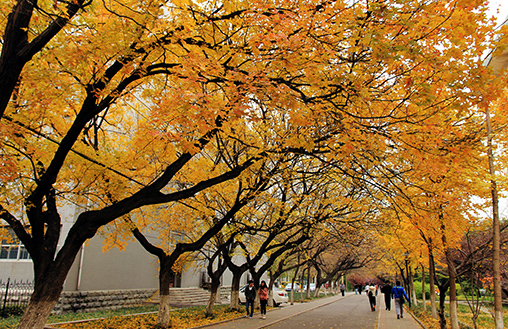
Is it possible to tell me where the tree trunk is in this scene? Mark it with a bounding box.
[409,266,417,306]
[485,106,504,329]
[438,285,448,329]
[158,261,172,328]
[421,265,426,311]
[230,271,242,310]
[158,294,171,328]
[216,285,222,303]
[18,280,64,329]
[267,271,275,307]
[267,285,274,307]
[306,268,312,299]
[18,234,86,328]
[314,285,320,297]
[446,248,459,329]
[290,267,299,305]
[429,245,438,319]
[300,270,305,303]
[206,281,220,316]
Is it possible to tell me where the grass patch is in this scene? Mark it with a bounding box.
[0,304,246,329]
[285,290,332,303]
[53,305,244,329]
[410,302,508,329]
[0,304,159,329]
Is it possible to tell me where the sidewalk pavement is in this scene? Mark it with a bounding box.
[377,302,424,329]
[198,293,347,329]
[195,293,424,329]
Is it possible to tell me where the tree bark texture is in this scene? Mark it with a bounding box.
[421,265,426,311]
[206,284,219,316]
[18,280,64,329]
[429,247,438,319]
[446,248,459,329]
[229,271,243,310]
[158,262,173,328]
[485,107,504,329]
[409,266,417,306]
[158,295,171,328]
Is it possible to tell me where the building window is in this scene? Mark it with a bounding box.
[1,229,31,261]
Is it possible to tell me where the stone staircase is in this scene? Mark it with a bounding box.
[146,287,232,307]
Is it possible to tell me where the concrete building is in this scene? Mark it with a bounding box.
[1,202,245,294]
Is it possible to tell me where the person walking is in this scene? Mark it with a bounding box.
[258,280,268,319]
[367,285,376,311]
[381,281,392,310]
[340,283,346,296]
[244,280,256,318]
[391,280,409,319]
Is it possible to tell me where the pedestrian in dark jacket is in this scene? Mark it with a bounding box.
[381,282,392,310]
[245,280,256,318]
[367,285,376,311]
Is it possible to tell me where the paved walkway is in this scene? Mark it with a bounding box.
[196,293,423,329]
[377,299,423,329]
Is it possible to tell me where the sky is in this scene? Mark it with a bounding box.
[489,0,508,27]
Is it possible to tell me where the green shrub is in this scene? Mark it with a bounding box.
[412,280,470,300]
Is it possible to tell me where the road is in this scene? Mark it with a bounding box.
[266,294,376,329]
[202,293,378,329]
[201,292,423,329]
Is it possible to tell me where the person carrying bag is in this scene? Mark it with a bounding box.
[391,281,409,319]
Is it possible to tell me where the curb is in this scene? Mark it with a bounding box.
[406,307,428,329]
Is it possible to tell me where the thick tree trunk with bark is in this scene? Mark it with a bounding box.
[440,214,458,329]
[429,248,438,319]
[421,265,426,311]
[300,271,305,303]
[409,266,417,306]
[306,267,312,299]
[158,259,173,328]
[229,270,243,310]
[289,266,300,305]
[18,217,94,329]
[485,107,504,329]
[158,295,171,328]
[267,283,274,307]
[206,249,227,316]
[446,248,459,329]
[206,282,220,316]
[18,276,65,329]
[438,285,448,329]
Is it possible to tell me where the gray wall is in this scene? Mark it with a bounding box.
[0,260,33,282]
[64,234,159,291]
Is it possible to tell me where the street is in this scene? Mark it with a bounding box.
[201,292,422,329]
[266,294,376,329]
[202,293,378,329]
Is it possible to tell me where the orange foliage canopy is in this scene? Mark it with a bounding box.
[0,0,507,327]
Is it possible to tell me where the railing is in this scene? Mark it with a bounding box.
[1,278,33,317]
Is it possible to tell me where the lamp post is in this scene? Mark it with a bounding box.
[403,252,411,308]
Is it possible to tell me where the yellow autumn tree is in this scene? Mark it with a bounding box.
[1,1,506,328]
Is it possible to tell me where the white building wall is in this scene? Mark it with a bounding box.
[63,234,160,291]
